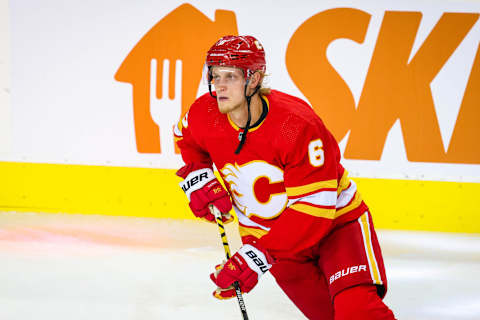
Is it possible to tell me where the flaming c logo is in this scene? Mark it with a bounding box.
[115,4,237,154]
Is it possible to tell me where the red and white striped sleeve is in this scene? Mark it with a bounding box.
[174,98,212,168]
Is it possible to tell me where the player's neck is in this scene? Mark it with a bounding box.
[228,94,263,129]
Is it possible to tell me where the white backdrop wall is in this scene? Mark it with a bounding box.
[0,0,10,156]
[2,0,480,182]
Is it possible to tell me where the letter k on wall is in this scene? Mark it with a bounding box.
[287,9,480,164]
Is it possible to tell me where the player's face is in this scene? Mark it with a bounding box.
[211,66,246,114]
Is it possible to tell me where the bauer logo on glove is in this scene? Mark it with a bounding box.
[177,164,233,223]
[180,171,209,193]
[179,167,215,200]
[210,244,274,299]
[245,250,269,273]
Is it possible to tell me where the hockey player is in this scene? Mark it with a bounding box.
[174,35,396,320]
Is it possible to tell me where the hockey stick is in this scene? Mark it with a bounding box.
[209,204,249,320]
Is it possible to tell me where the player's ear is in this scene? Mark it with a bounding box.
[248,72,261,89]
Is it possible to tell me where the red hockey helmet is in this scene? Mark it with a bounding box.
[206,35,266,81]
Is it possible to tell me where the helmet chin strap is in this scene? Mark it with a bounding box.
[234,82,260,154]
[208,82,216,99]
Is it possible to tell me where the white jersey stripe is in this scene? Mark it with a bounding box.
[337,180,357,209]
[290,190,337,207]
[234,206,270,231]
[287,198,300,207]
[173,122,183,137]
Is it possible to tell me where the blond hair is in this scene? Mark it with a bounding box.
[258,71,271,95]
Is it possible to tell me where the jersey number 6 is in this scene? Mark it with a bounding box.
[308,139,324,167]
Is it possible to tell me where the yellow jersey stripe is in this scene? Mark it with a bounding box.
[290,203,336,219]
[239,225,269,239]
[286,179,337,197]
[359,213,382,285]
[335,191,363,218]
[338,170,351,195]
[174,118,184,137]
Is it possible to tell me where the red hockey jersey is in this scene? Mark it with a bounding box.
[174,90,368,260]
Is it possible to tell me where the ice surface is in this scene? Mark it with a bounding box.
[0,211,479,320]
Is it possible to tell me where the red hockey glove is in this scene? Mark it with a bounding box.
[210,243,274,299]
[177,164,233,223]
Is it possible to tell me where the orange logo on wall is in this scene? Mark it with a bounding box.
[115,4,237,153]
[287,8,480,164]
[116,5,480,164]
